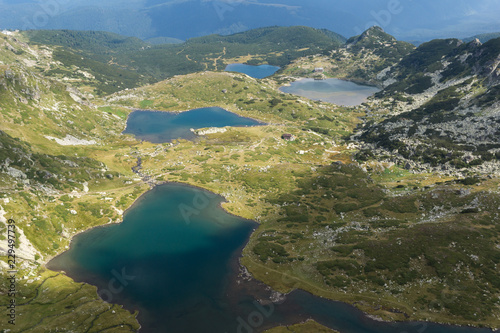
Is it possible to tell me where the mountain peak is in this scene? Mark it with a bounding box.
[469,38,483,48]
[346,26,398,49]
[365,25,385,34]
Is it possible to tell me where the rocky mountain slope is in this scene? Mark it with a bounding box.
[343,26,415,82]
[353,35,500,176]
[0,31,128,143]
[0,30,142,331]
[281,26,415,85]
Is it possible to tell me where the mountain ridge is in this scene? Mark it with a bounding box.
[354,35,500,175]
[22,26,346,95]
[2,0,500,41]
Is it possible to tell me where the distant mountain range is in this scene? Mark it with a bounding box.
[464,32,500,43]
[2,0,500,41]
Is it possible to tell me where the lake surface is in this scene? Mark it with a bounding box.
[48,183,498,333]
[225,63,280,79]
[123,107,262,143]
[279,78,380,106]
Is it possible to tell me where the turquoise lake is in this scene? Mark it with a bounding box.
[122,107,262,143]
[225,63,280,79]
[48,183,498,333]
[280,78,380,106]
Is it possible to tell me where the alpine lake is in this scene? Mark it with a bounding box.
[225,63,280,79]
[48,183,497,333]
[122,106,263,143]
[279,78,380,106]
[48,100,497,332]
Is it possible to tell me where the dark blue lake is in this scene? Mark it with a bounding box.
[48,183,498,333]
[122,107,262,143]
[280,78,380,106]
[225,63,280,79]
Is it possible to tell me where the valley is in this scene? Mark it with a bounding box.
[1,25,500,332]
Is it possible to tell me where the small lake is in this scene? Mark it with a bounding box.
[225,63,280,79]
[280,78,380,106]
[122,107,262,143]
[48,183,498,333]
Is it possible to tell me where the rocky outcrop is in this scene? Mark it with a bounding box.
[191,127,228,135]
[45,135,97,146]
[0,206,41,263]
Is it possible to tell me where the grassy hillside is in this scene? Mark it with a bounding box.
[0,31,146,330]
[243,163,500,326]
[23,30,149,57]
[23,26,346,95]
[264,320,338,333]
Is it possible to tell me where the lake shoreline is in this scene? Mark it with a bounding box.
[45,181,264,332]
[128,106,268,125]
[225,63,280,79]
[122,106,266,143]
[279,75,383,89]
[44,182,500,332]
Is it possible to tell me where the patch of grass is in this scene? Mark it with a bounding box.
[264,320,339,333]
[139,99,154,108]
